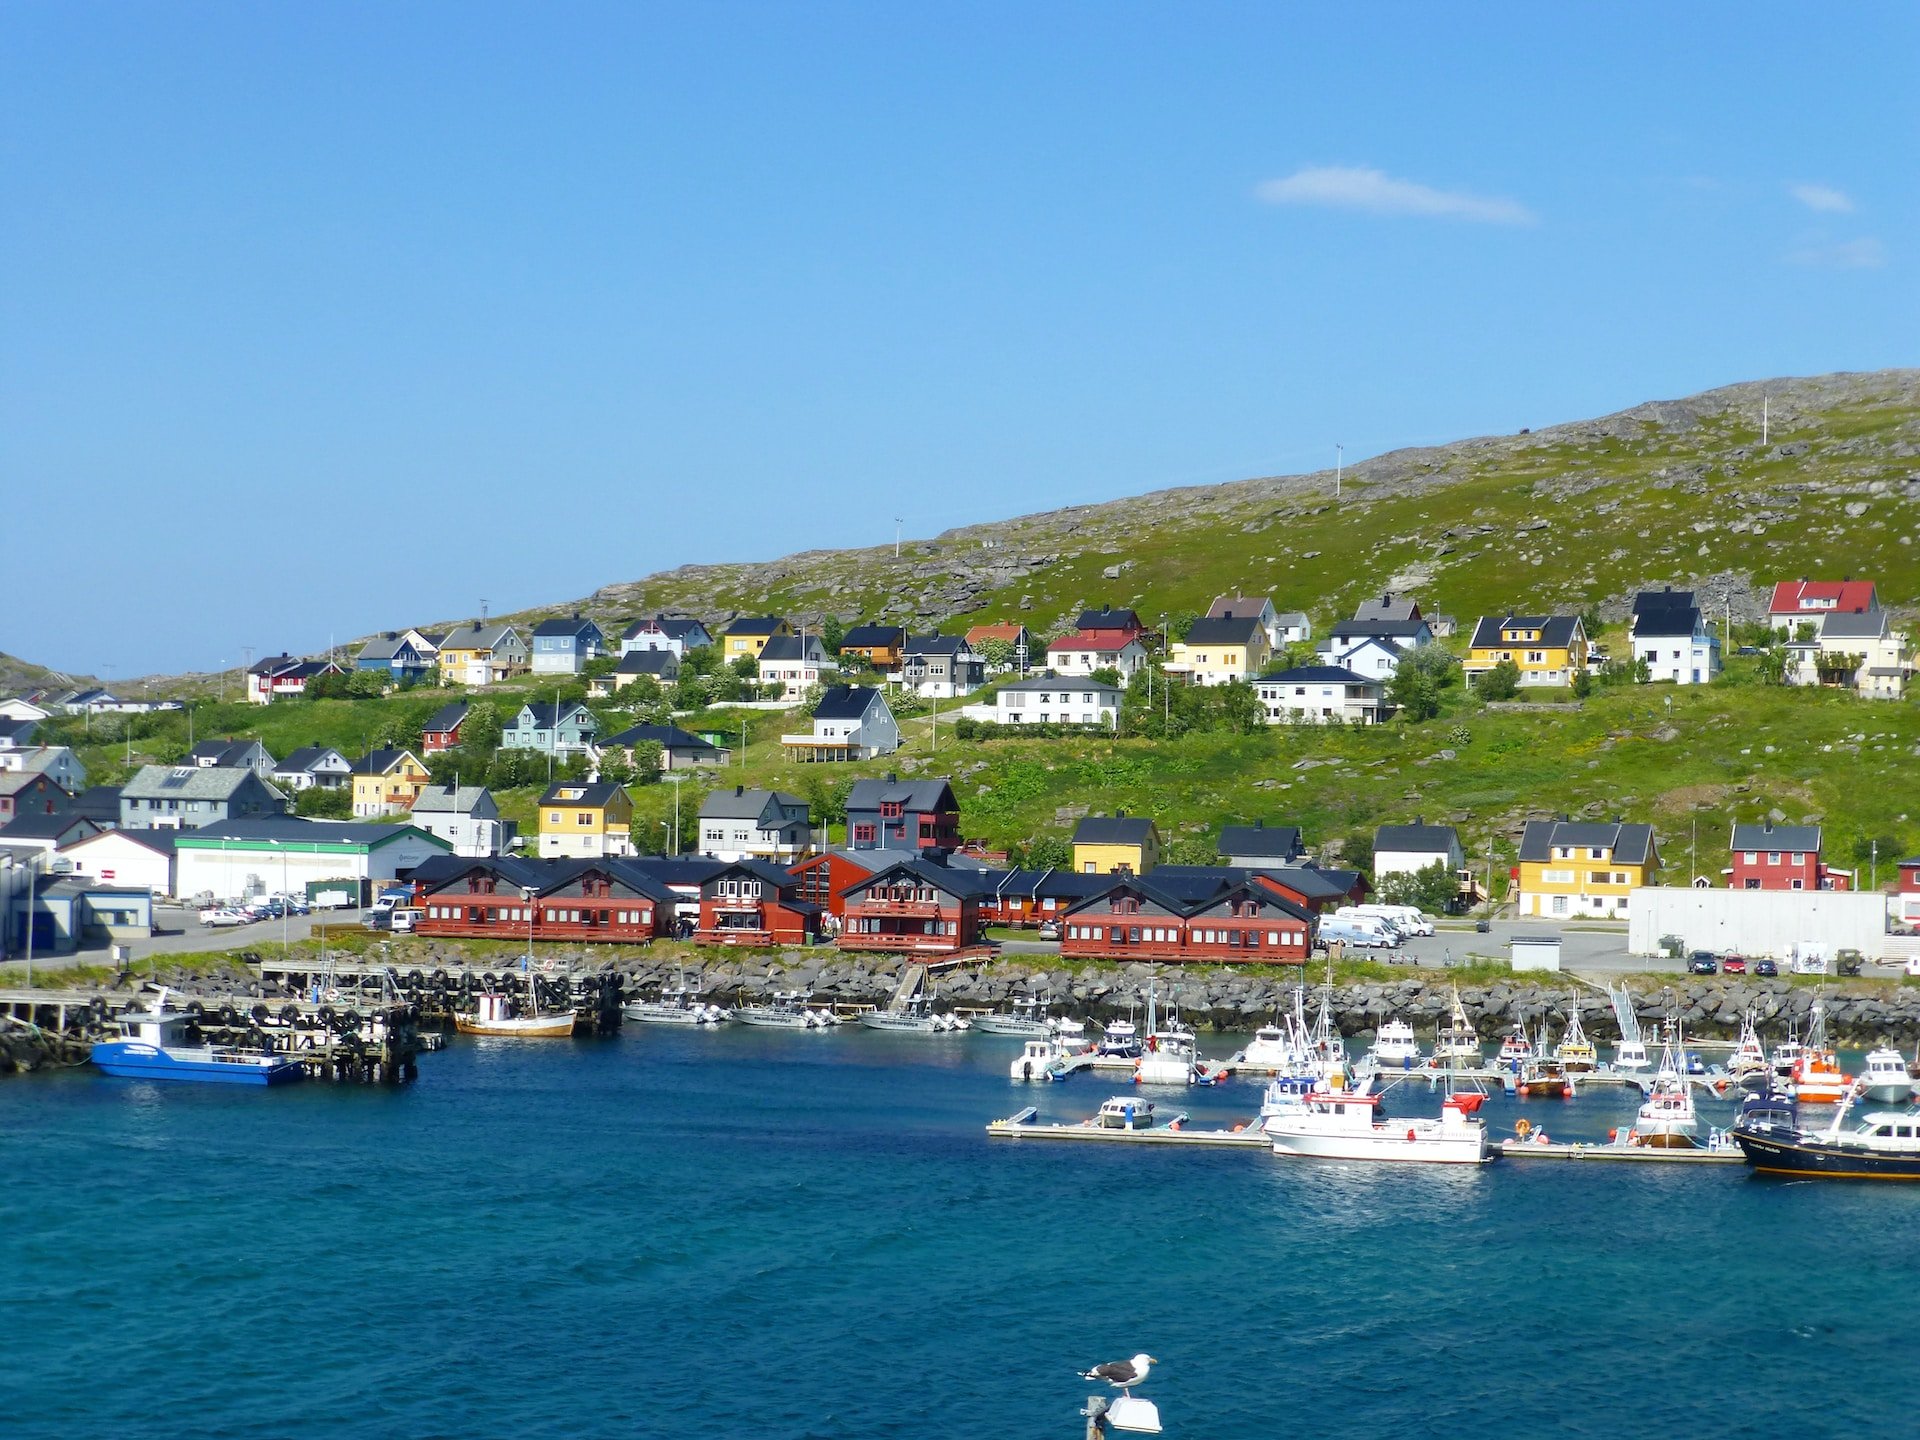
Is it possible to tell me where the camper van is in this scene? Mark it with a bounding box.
[1350,904,1435,937]
[1333,906,1412,942]
[1318,915,1397,950]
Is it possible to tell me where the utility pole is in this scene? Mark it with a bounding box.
[894,519,903,558]
[1762,394,1770,447]
[1872,840,1879,892]
[1485,832,1494,917]
[1335,444,1344,500]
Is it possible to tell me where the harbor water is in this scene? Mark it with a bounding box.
[3,1027,1913,1438]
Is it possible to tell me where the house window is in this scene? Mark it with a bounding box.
[1768,852,1781,865]
[1551,896,1568,916]
[1791,853,1805,864]
[1742,852,1757,864]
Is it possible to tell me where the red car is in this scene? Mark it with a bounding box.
[1721,955,1748,975]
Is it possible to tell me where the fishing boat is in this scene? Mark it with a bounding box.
[1606,982,1650,1071]
[1010,1031,1094,1081]
[1630,1022,1698,1147]
[624,984,728,1026]
[1515,1043,1573,1099]
[1305,988,1349,1086]
[1133,983,1222,1084]
[1264,1080,1492,1165]
[1861,1046,1915,1104]
[1236,1022,1296,1073]
[455,988,577,1037]
[1554,1000,1598,1073]
[1727,1009,1770,1085]
[1096,1016,1143,1060]
[734,989,834,1029]
[1432,988,1483,1069]
[90,989,305,1086]
[1495,1024,1534,1068]
[1733,1081,1920,1180]
[971,994,1053,1038]
[858,996,965,1033]
[1788,1001,1851,1104]
[1369,1016,1423,1071]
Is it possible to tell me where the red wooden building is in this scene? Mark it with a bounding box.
[836,859,986,957]
[415,858,672,944]
[1729,822,1848,892]
[1059,876,1314,965]
[788,848,893,920]
[694,860,821,946]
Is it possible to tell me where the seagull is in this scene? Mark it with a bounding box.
[1081,1353,1156,1394]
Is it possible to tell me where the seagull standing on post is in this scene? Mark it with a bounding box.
[1081,1353,1156,1395]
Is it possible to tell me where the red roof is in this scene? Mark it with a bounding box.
[965,624,1027,644]
[1768,580,1879,616]
[1046,630,1138,654]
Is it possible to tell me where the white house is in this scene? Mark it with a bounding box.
[0,698,52,723]
[1309,635,1405,684]
[172,817,451,903]
[963,675,1120,728]
[409,785,512,857]
[270,746,354,793]
[1373,822,1466,888]
[1783,610,1911,699]
[1044,632,1148,678]
[1629,589,1720,685]
[55,828,177,897]
[619,615,712,658]
[1253,666,1385,725]
[757,634,839,700]
[780,686,899,762]
[697,787,812,864]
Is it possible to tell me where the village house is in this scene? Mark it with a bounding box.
[1206,595,1290,651]
[697,787,812,864]
[589,649,680,698]
[0,745,88,793]
[0,717,38,749]
[1629,589,1720,685]
[1896,857,1920,928]
[55,828,178,898]
[964,623,1034,673]
[1059,874,1314,965]
[244,655,344,704]
[757,634,838,699]
[119,765,287,830]
[602,722,730,771]
[0,812,103,855]
[1768,579,1880,633]
[270,746,353,792]
[1217,821,1306,870]
[188,740,276,776]
[1253,665,1384,725]
[694,860,819,946]
[1373,821,1468,888]
[1044,630,1149,678]
[1728,822,1849,892]
[354,632,433,683]
[1464,615,1590,687]
[844,774,960,851]
[837,624,908,673]
[500,700,599,759]
[410,785,513,857]
[780,685,898,762]
[0,698,52,723]
[420,700,470,754]
[0,771,72,828]
[619,614,712,658]
[965,675,1120,729]
[1072,812,1161,876]
[529,615,606,675]
[1515,819,1659,920]
[836,857,986,957]
[1782,610,1911,699]
[347,750,433,818]
[900,634,986,698]
[721,616,793,663]
[413,857,674,945]
[436,623,530,686]
[536,780,634,859]
[1167,611,1271,686]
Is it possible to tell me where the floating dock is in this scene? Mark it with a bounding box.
[1495,1139,1745,1165]
[986,1106,1267,1147]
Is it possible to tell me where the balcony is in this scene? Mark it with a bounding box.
[847,898,947,919]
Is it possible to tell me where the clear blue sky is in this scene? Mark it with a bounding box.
[5,4,1914,676]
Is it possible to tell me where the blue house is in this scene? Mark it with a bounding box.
[530,615,606,676]
[500,701,599,758]
[355,632,433,682]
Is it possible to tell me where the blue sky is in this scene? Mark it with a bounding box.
[5,4,1914,676]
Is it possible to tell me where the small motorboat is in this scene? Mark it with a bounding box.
[1495,1025,1534,1068]
[1515,1055,1573,1099]
[1011,1034,1090,1081]
[1096,1017,1143,1060]
[1860,1046,1916,1104]
[1369,1017,1423,1071]
[1265,1081,1492,1165]
[624,986,728,1026]
[1236,1023,1296,1073]
[1093,1095,1158,1130]
[91,989,305,1086]
[733,990,835,1029]
[1734,1081,1920,1180]
[971,995,1054,1038]
[859,996,966,1033]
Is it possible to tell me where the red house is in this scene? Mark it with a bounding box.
[1767,579,1880,633]
[1729,823,1849,892]
[843,775,960,851]
[1252,865,1369,914]
[415,858,672,944]
[789,848,893,920]
[1059,876,1314,965]
[694,861,820,946]
[421,700,470,755]
[837,859,987,957]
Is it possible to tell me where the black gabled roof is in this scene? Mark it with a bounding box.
[623,614,707,641]
[603,723,718,753]
[1518,820,1656,865]
[422,700,470,734]
[1374,823,1459,854]
[531,616,600,638]
[845,774,956,814]
[841,624,907,648]
[699,857,802,891]
[1327,618,1427,640]
[1217,823,1304,858]
[1181,614,1263,647]
[71,785,124,823]
[1059,874,1193,919]
[812,685,885,720]
[837,855,994,901]
[1469,614,1582,649]
[624,855,733,887]
[1072,814,1157,846]
[903,633,971,657]
[614,650,678,675]
[724,615,788,636]
[1731,823,1822,853]
[537,779,627,807]
[1076,607,1142,632]
[1255,665,1373,685]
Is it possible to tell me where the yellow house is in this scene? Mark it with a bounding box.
[722,616,794,663]
[538,780,635,859]
[1072,813,1162,876]
[1465,614,1589,687]
[349,749,433,817]
[1166,612,1272,686]
[437,622,531,686]
[1516,820,1658,920]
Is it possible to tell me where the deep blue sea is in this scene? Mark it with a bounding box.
[3,1027,1915,1439]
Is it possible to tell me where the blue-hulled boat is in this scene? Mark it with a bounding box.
[91,989,305,1086]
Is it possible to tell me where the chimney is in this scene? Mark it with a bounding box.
[735,785,744,797]
[1254,818,1264,830]
[1116,809,1127,819]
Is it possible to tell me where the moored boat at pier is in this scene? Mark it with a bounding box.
[91,988,305,1086]
[1733,1082,1920,1180]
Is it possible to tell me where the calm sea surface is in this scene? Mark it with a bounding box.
[3,1027,1914,1439]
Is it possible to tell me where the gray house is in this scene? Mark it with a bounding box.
[120,765,287,831]
[187,740,276,777]
[410,785,513,857]
[500,700,599,758]
[697,786,811,863]
[900,635,985,699]
[270,746,354,792]
[1218,821,1307,870]
[530,615,607,675]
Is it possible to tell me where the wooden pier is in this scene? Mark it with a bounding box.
[255,955,625,1035]
[1494,1138,1745,1165]
[987,1107,1267,1147]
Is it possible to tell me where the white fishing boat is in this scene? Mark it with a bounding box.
[1770,1035,1804,1083]
[624,985,729,1026]
[1631,1022,1698,1147]
[1305,988,1349,1086]
[1096,1015,1143,1060]
[734,990,835,1029]
[1133,982,1220,1084]
[1861,1046,1916,1104]
[971,995,1054,1038]
[1236,1022,1296,1073]
[1369,1016,1423,1071]
[1495,1024,1534,1067]
[1094,1095,1158,1130]
[1606,982,1649,1071]
[1010,1030,1094,1081]
[1555,1001,1598,1073]
[1265,1081,1492,1165]
[1432,988,1483,1069]
[1727,1009,1770,1084]
[859,996,966,1033]
[455,989,577,1038]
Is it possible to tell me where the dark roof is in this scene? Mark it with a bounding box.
[1374,823,1460,854]
[623,855,735,887]
[603,723,719,753]
[724,616,788,636]
[1076,607,1142,632]
[837,856,992,901]
[0,717,38,743]
[188,740,258,765]
[845,775,956,814]
[74,826,175,855]
[1468,615,1581,649]
[1817,611,1890,641]
[1257,866,1352,902]
[613,650,679,675]
[537,780,628,808]
[1072,814,1157,846]
[1,813,96,841]
[904,634,971,658]
[759,635,826,663]
[347,749,415,775]
[841,624,907,648]
[71,785,123,823]
[812,686,886,721]
[1255,665,1373,685]
[1631,587,1696,617]
[996,675,1122,695]
[1217,823,1304,858]
[1181,614,1263,646]
[1630,590,1703,638]
[1352,593,1420,623]
[1731,823,1822,853]
[422,701,470,734]
[531,617,600,638]
[699,786,806,820]
[622,614,708,641]
[188,816,437,846]
[277,745,345,773]
[1517,820,1657,865]
[511,700,593,728]
[702,857,803,890]
[1327,619,1427,641]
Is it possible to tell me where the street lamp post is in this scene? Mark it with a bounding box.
[522,884,538,973]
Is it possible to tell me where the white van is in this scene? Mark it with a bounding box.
[1351,904,1435,937]
[1333,907,1409,942]
[1319,916,1396,950]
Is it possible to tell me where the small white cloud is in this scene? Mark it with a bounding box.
[1255,165,1537,225]
[1786,237,1886,270]
[1789,183,1854,214]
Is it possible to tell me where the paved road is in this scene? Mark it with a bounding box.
[0,903,371,977]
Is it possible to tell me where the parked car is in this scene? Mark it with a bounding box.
[1754,958,1779,977]
[1687,951,1719,975]
[198,907,249,928]
[361,910,394,931]
[1836,948,1865,977]
[1721,955,1748,975]
[1036,920,1061,941]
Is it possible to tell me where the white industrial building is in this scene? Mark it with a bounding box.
[1627,886,1891,958]
[173,818,449,904]
[55,829,178,898]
